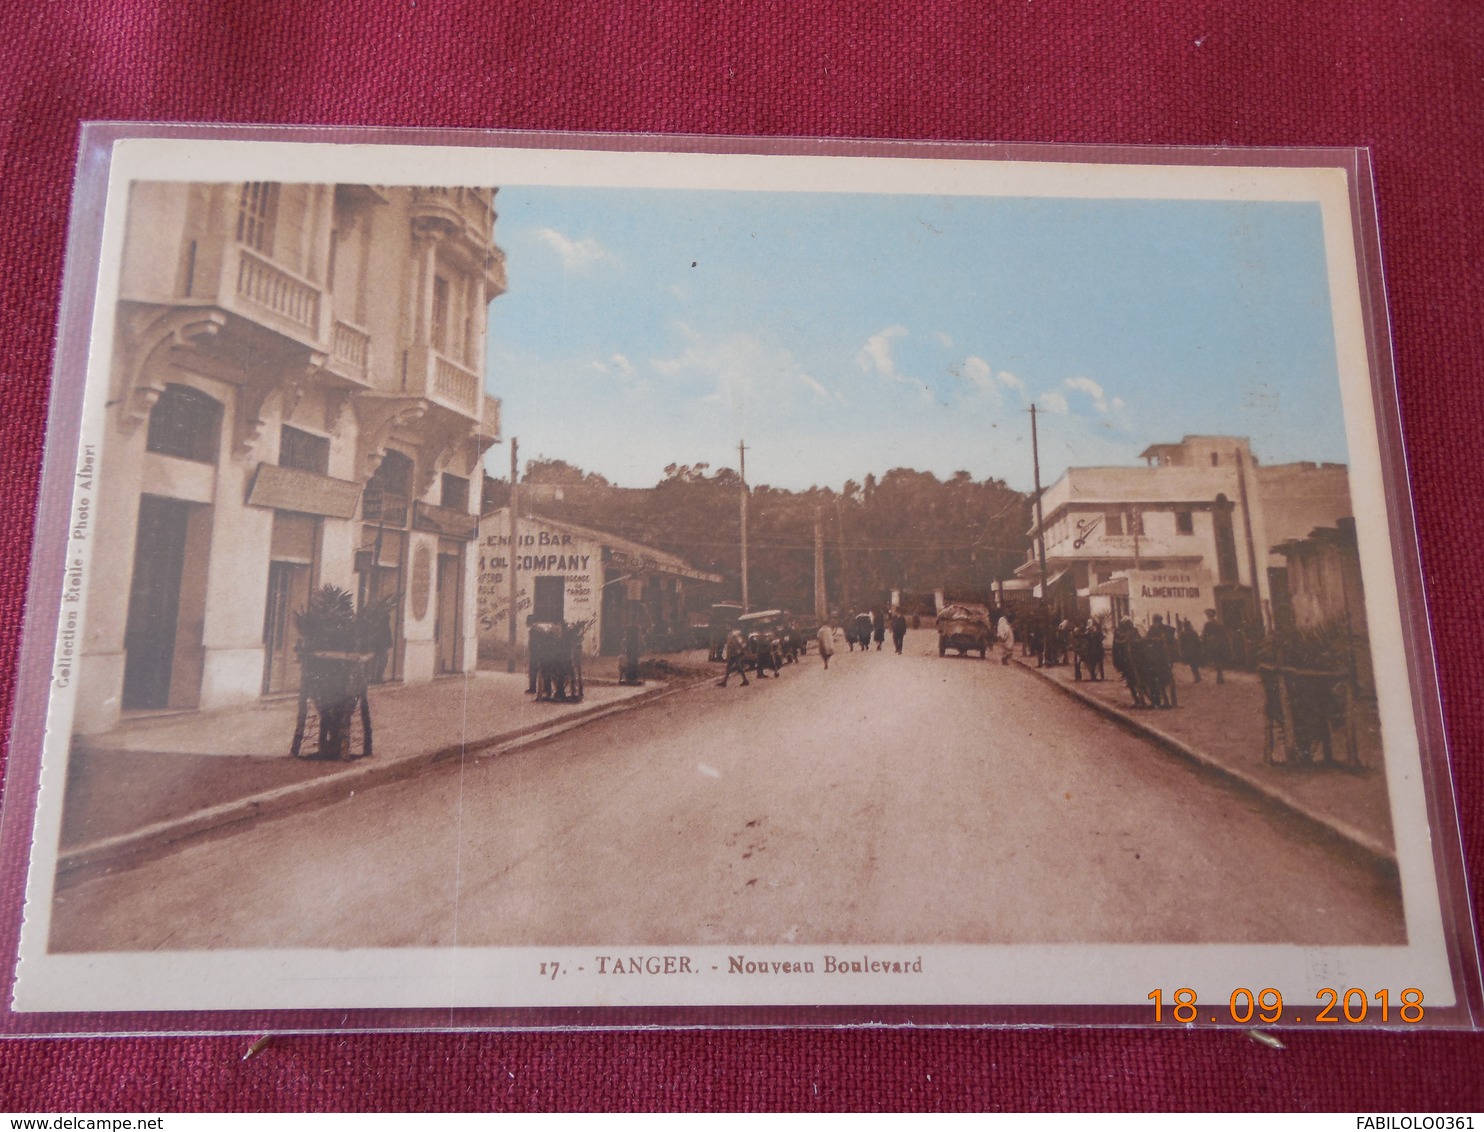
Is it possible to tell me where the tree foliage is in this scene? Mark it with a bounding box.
[484,460,1031,615]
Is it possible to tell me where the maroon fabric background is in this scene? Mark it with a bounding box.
[0,0,1480,1112]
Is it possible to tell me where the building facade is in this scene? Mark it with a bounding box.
[477,510,722,658]
[1018,436,1352,635]
[75,182,504,734]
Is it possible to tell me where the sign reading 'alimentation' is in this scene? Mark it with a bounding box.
[1125,567,1214,626]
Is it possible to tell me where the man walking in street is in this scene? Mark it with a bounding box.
[816,621,836,670]
[996,611,1016,666]
[1201,608,1229,685]
[890,609,908,654]
[1179,616,1204,683]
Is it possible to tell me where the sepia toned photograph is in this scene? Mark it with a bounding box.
[6,131,1473,1024]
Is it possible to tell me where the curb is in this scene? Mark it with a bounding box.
[1010,660,1397,875]
[56,674,711,882]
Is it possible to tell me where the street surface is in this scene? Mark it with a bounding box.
[50,629,1405,952]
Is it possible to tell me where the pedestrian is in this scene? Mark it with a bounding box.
[1082,617,1106,681]
[1200,608,1229,685]
[1112,617,1142,700]
[816,622,836,669]
[890,609,908,654]
[716,629,751,687]
[872,608,886,651]
[1179,617,1203,683]
[996,612,1015,665]
[855,611,873,652]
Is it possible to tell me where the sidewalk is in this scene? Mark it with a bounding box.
[58,650,714,874]
[1014,655,1395,868]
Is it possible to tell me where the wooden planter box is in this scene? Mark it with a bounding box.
[1257,663,1359,768]
[291,650,374,760]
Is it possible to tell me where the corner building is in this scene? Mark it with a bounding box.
[75,182,504,734]
[1018,436,1352,635]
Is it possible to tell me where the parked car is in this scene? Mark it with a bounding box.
[936,602,993,658]
[707,602,745,661]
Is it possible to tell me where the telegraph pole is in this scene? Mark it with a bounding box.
[813,505,827,622]
[1030,405,1050,668]
[1235,445,1265,632]
[506,436,519,673]
[739,440,750,613]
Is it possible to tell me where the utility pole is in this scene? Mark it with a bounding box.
[506,436,519,673]
[1235,445,1265,632]
[834,495,851,614]
[813,505,827,622]
[1030,405,1050,668]
[739,439,750,613]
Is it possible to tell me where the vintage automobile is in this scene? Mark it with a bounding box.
[936,602,993,658]
[736,608,789,675]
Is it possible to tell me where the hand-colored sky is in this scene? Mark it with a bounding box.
[485,186,1345,493]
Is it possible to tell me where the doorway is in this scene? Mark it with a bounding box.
[122,495,209,711]
[532,575,565,623]
[434,542,463,674]
[262,512,319,694]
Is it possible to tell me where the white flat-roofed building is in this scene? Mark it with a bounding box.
[1017,436,1352,635]
[74,182,505,734]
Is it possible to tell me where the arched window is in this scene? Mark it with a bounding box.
[146,385,223,464]
[364,449,413,526]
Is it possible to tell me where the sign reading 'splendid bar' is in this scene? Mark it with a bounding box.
[0,127,1476,1035]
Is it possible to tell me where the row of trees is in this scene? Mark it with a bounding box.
[483,459,1033,616]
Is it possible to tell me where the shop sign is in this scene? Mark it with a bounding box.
[247,463,363,519]
[413,501,479,540]
[1125,567,1214,627]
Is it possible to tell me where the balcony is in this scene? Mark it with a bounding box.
[408,187,495,243]
[407,343,480,419]
[237,252,315,330]
[328,318,371,385]
[479,393,501,442]
[230,245,323,341]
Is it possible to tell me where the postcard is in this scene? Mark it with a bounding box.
[3,127,1476,1029]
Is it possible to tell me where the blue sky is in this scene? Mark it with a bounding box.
[485,186,1345,493]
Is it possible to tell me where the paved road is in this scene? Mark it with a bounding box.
[50,629,1404,952]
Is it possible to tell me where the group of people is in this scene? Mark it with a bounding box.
[1134,608,1232,685]
[839,608,910,655]
[812,607,915,671]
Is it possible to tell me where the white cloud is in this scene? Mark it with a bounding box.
[998,370,1025,392]
[534,227,606,272]
[653,323,833,422]
[800,372,831,400]
[1039,391,1069,414]
[857,325,910,383]
[1065,376,1110,413]
[588,353,638,380]
[962,355,994,390]
[935,331,954,348]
